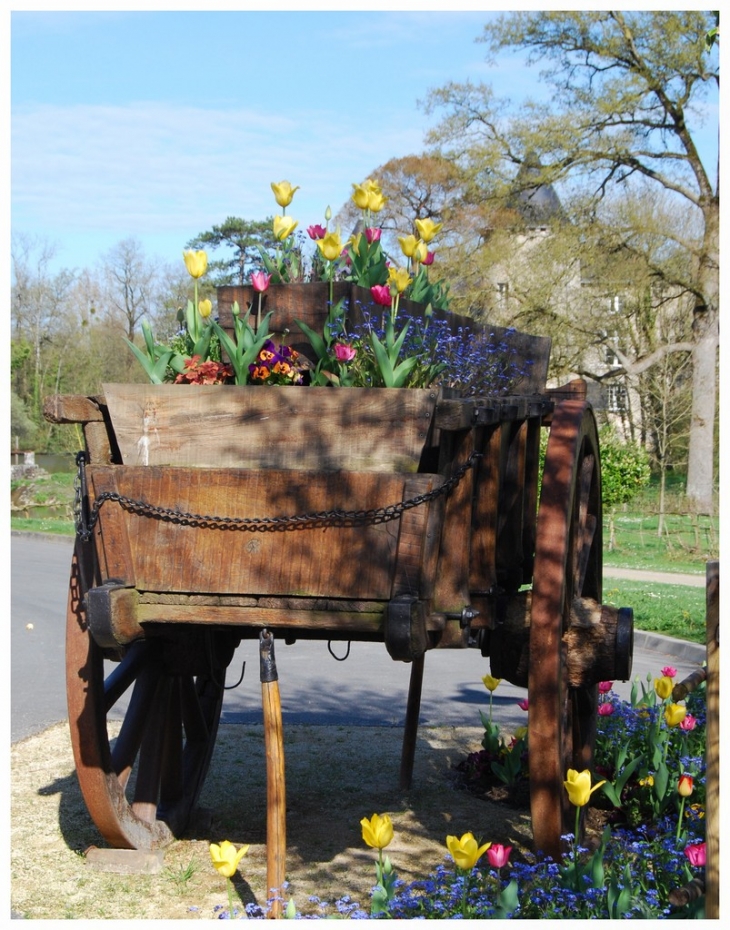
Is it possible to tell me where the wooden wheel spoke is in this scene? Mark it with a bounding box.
[159,678,184,813]
[104,641,149,714]
[111,664,163,787]
[131,677,174,823]
[180,674,211,745]
[571,453,596,597]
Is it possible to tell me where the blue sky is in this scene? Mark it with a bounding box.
[8,6,721,278]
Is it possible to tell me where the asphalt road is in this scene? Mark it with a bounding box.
[11,532,706,745]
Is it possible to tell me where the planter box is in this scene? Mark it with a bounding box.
[217,282,551,392]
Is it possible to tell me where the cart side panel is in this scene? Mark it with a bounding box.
[88,466,444,599]
[101,384,437,472]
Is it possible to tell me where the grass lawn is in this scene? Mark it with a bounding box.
[602,578,707,645]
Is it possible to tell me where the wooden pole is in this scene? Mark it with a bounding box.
[704,561,719,919]
[260,629,286,919]
[400,654,425,790]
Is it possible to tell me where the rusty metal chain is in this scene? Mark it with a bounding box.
[74,450,482,542]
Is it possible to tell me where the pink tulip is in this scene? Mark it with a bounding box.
[598,702,614,716]
[517,699,529,711]
[598,681,613,694]
[661,666,678,679]
[487,844,512,869]
[307,224,327,240]
[370,284,392,306]
[251,271,271,293]
[422,250,435,266]
[364,227,382,243]
[684,841,706,867]
[334,343,356,363]
[679,713,697,732]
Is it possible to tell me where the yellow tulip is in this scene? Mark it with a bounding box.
[362,178,381,193]
[398,234,420,258]
[654,676,673,700]
[183,249,208,279]
[387,266,411,294]
[665,703,687,727]
[273,215,298,241]
[415,218,443,243]
[360,813,393,850]
[351,183,370,210]
[209,840,249,878]
[482,674,501,693]
[271,180,299,208]
[367,190,386,212]
[316,231,344,262]
[563,768,606,807]
[412,240,429,264]
[198,298,212,319]
[445,832,491,871]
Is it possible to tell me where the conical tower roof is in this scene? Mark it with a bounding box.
[506,152,565,226]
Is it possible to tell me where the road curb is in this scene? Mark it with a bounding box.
[633,630,706,665]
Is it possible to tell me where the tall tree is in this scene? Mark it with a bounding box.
[11,233,76,422]
[186,217,277,286]
[425,10,719,512]
[101,237,159,342]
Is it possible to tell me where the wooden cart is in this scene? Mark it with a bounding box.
[44,288,633,876]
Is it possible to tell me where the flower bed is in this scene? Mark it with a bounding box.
[205,666,707,919]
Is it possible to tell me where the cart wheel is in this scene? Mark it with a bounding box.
[66,538,231,849]
[528,401,602,860]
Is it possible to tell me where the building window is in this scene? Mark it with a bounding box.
[606,383,627,413]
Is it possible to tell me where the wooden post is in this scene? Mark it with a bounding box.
[260,630,286,919]
[399,654,425,790]
[705,561,719,919]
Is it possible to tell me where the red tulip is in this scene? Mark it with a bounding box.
[598,681,614,693]
[422,250,435,266]
[307,224,327,240]
[370,284,392,306]
[364,227,382,243]
[598,702,614,716]
[661,666,678,679]
[517,699,529,711]
[487,844,512,869]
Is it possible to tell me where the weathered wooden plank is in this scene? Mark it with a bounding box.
[469,424,501,594]
[520,416,543,585]
[433,429,475,619]
[84,420,114,465]
[136,603,385,633]
[434,398,477,431]
[391,475,444,598]
[43,394,105,424]
[101,384,436,472]
[496,419,528,591]
[88,470,137,586]
[88,466,443,599]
